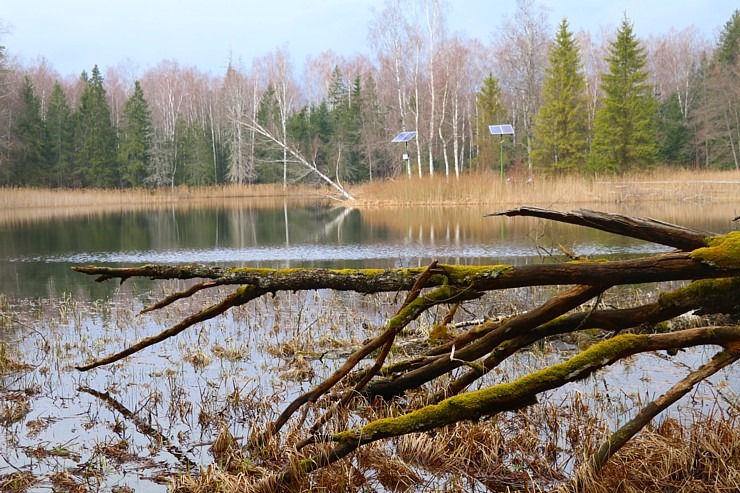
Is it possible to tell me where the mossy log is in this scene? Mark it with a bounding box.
[72,249,740,296]
[371,276,740,401]
[267,327,740,487]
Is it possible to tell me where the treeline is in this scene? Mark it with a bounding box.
[0,1,738,189]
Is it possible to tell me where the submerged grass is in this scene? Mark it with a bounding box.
[0,280,737,492]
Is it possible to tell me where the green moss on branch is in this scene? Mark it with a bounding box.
[691,231,740,269]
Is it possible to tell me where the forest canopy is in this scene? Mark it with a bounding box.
[0,3,738,189]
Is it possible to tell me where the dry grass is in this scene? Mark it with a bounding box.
[168,402,740,493]
[349,168,740,206]
[4,168,738,226]
[0,183,324,224]
[569,413,740,493]
[0,183,306,209]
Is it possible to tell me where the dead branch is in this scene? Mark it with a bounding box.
[265,326,740,488]
[489,206,713,250]
[263,268,481,439]
[365,284,607,400]
[73,249,740,296]
[79,386,197,470]
[76,285,269,371]
[583,347,739,477]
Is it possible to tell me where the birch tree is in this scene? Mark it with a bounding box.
[263,47,298,189]
[494,0,550,172]
[141,61,186,188]
[369,0,414,177]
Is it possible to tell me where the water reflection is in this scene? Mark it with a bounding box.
[1,201,737,299]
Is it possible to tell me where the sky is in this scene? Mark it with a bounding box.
[2,0,737,77]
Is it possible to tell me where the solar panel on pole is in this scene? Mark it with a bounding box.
[392,131,417,177]
[488,124,514,186]
[489,125,514,135]
[392,131,417,142]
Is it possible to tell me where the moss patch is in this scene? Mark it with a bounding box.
[439,264,513,285]
[690,231,740,269]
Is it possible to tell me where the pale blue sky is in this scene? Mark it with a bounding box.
[2,0,737,76]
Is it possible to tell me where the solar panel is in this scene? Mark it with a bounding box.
[392,131,417,142]
[488,125,514,135]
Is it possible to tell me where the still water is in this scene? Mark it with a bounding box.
[0,201,737,492]
[2,201,737,300]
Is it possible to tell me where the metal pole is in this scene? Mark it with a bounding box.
[405,141,410,178]
[500,138,504,187]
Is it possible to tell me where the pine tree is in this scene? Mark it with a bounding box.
[13,76,49,185]
[46,82,74,187]
[75,65,118,187]
[588,16,658,173]
[475,74,508,171]
[118,81,152,187]
[532,18,588,174]
[715,9,740,65]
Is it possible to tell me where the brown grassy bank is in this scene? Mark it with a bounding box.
[0,183,324,224]
[0,183,316,209]
[349,168,740,206]
[1,168,738,225]
[2,168,739,210]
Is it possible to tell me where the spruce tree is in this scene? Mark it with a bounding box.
[118,80,152,187]
[532,18,588,174]
[715,9,740,65]
[13,76,49,186]
[75,65,118,187]
[589,16,658,173]
[177,120,215,186]
[475,74,508,171]
[657,93,691,165]
[46,82,74,187]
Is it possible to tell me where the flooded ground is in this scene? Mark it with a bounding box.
[0,201,738,491]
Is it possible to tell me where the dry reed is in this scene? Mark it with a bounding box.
[568,413,740,493]
[350,168,740,206]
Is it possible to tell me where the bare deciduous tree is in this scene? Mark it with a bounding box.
[494,0,551,172]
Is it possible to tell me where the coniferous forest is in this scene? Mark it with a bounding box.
[0,2,738,190]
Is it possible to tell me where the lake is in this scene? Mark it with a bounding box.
[3,200,737,300]
[0,200,738,492]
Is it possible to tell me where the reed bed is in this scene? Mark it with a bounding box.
[0,183,326,225]
[2,168,738,213]
[350,168,740,206]
[0,183,316,210]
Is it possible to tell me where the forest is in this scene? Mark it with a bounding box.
[0,0,738,190]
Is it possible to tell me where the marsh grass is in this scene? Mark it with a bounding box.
[350,168,740,205]
[0,281,737,493]
[2,168,738,224]
[568,413,740,493]
[0,183,322,225]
